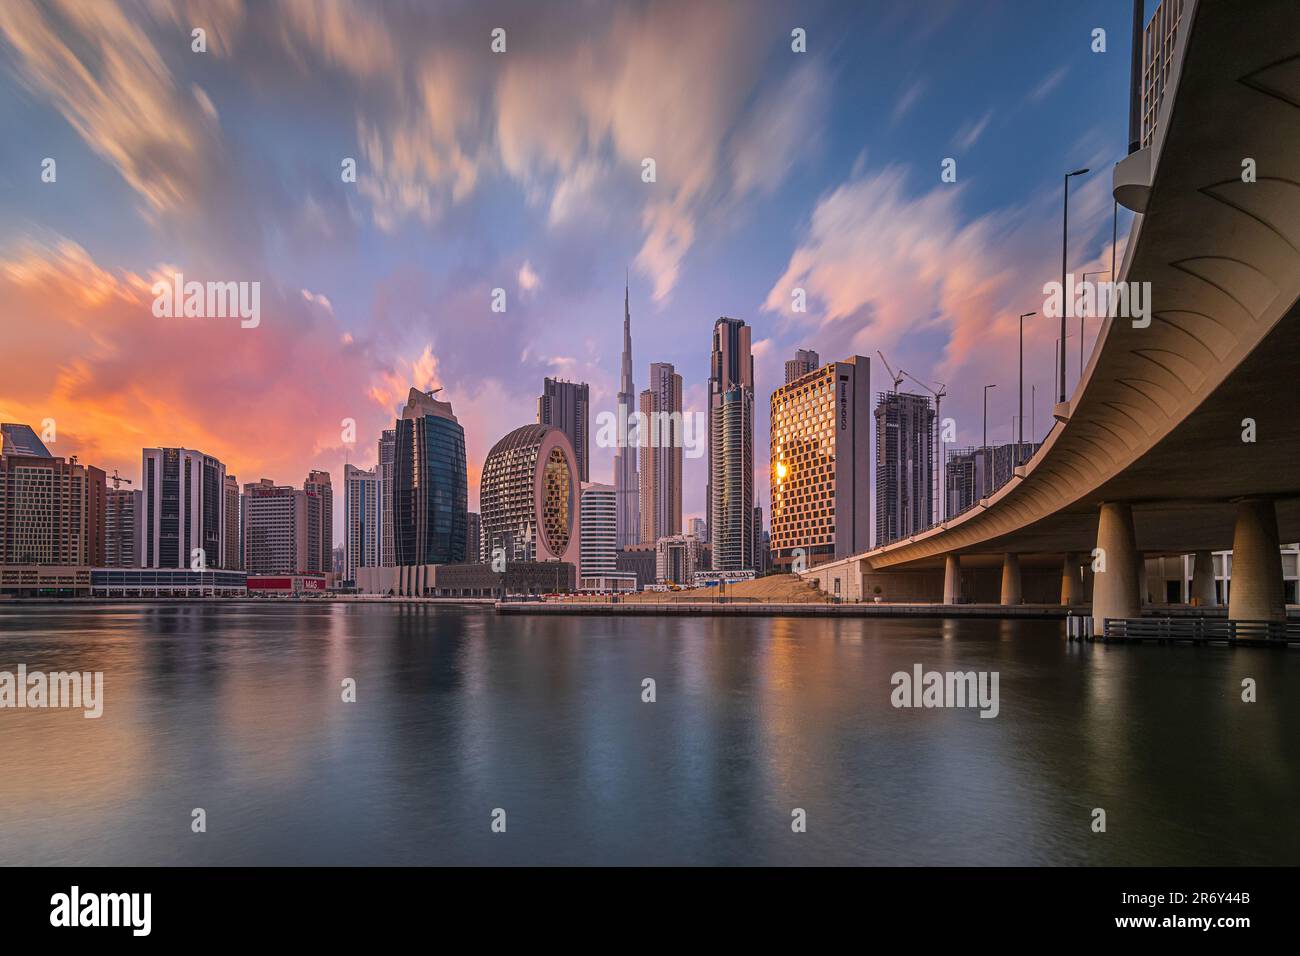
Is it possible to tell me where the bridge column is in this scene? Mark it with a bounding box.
[1060,553,1081,606]
[1228,499,1285,622]
[1082,560,1095,604]
[1138,557,1149,606]
[943,554,961,604]
[1092,502,1140,630]
[1190,550,1218,607]
[1000,553,1022,606]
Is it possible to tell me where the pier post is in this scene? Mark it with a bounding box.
[1228,498,1285,622]
[1000,553,1022,606]
[1060,553,1081,606]
[1092,502,1140,630]
[1190,550,1218,606]
[943,554,961,604]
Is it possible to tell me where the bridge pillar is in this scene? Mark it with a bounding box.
[943,554,961,604]
[1092,502,1140,630]
[1082,560,1095,604]
[1138,557,1149,606]
[1060,553,1081,606]
[1190,550,1218,607]
[1228,499,1285,622]
[1000,553,1022,606]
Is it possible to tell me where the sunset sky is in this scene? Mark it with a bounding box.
[0,0,1137,543]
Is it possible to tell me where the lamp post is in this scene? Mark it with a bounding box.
[1079,270,1108,379]
[982,383,997,497]
[1018,311,1036,465]
[1060,166,1089,403]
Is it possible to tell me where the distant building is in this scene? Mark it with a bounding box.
[944,442,1039,517]
[639,362,683,544]
[241,478,322,574]
[874,391,934,547]
[784,348,820,385]
[0,424,105,568]
[223,474,241,570]
[770,356,871,571]
[343,464,380,582]
[752,504,768,576]
[656,534,703,585]
[538,378,590,483]
[615,543,656,590]
[140,447,227,569]
[466,511,481,564]
[304,470,333,576]
[377,428,396,566]
[688,517,707,541]
[614,279,641,548]
[580,483,617,579]
[394,388,468,566]
[105,488,143,568]
[480,424,581,565]
[708,317,754,570]
[332,544,344,575]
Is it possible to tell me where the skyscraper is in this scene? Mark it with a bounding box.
[105,487,143,568]
[708,316,754,570]
[141,447,228,569]
[579,483,617,579]
[538,378,590,483]
[480,425,581,565]
[394,388,468,566]
[639,362,682,544]
[343,464,380,581]
[242,478,321,574]
[784,348,821,385]
[377,428,396,566]
[0,424,105,568]
[613,279,641,548]
[874,391,935,546]
[223,474,241,570]
[304,470,333,574]
[770,356,871,570]
[466,511,481,563]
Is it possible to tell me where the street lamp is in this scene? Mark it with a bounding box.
[1079,270,1108,378]
[1018,311,1036,465]
[1060,166,1089,404]
[983,383,997,497]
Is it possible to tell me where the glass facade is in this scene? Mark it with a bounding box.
[394,414,468,566]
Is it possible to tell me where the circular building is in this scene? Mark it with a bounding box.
[480,425,580,565]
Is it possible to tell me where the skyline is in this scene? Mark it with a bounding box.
[0,0,1137,546]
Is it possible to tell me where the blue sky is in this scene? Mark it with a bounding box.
[0,0,1143,535]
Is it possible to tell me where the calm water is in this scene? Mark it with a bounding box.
[0,602,1296,866]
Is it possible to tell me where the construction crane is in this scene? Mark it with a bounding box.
[876,351,903,392]
[900,369,948,527]
[110,469,133,490]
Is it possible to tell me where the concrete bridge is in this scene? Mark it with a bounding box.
[803,0,1300,627]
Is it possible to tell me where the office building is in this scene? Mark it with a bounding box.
[480,424,581,565]
[616,543,657,590]
[304,470,333,575]
[223,474,241,570]
[708,317,755,570]
[467,511,481,564]
[784,348,821,385]
[580,483,617,579]
[105,487,143,568]
[538,378,590,483]
[614,280,641,548]
[944,442,1039,517]
[874,390,934,547]
[0,424,105,568]
[377,428,396,566]
[343,464,380,582]
[770,356,871,570]
[688,517,707,541]
[242,478,323,574]
[752,504,768,576]
[1141,0,1184,148]
[394,388,468,566]
[656,534,703,585]
[141,447,228,569]
[639,362,683,544]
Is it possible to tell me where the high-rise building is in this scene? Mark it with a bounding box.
[538,378,590,483]
[332,545,344,575]
[614,279,641,548]
[377,428,396,567]
[580,483,617,578]
[771,356,872,570]
[304,470,333,574]
[466,511,481,563]
[1141,0,1184,148]
[105,487,143,568]
[752,504,768,576]
[639,362,683,544]
[0,424,105,568]
[784,348,821,385]
[343,464,380,582]
[223,474,241,570]
[394,388,468,566]
[241,478,322,574]
[688,517,707,541]
[944,442,1039,517]
[480,425,581,566]
[708,317,754,570]
[141,447,228,569]
[874,391,935,547]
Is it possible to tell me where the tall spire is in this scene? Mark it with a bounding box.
[621,269,633,394]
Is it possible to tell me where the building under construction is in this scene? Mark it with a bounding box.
[874,391,935,546]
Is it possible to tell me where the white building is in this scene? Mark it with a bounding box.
[580,483,617,578]
[344,464,380,583]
